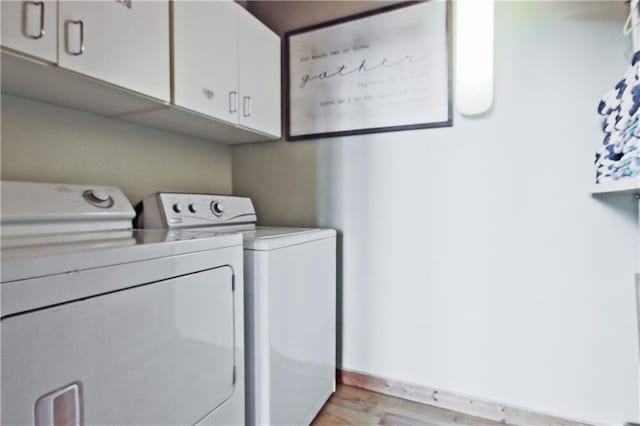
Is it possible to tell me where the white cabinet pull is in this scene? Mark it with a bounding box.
[243,96,251,117]
[35,382,82,426]
[23,1,45,39]
[229,91,237,113]
[65,19,84,56]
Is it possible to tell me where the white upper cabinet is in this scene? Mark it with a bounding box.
[173,0,239,125]
[172,2,281,137]
[1,0,57,62]
[238,8,281,138]
[0,0,280,143]
[58,1,170,102]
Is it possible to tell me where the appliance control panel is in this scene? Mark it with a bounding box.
[1,181,135,236]
[137,193,257,229]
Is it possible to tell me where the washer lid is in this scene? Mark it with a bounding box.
[243,227,336,251]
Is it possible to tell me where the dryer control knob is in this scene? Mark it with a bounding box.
[173,203,183,213]
[188,204,197,213]
[211,200,224,216]
[88,190,110,202]
[82,189,114,209]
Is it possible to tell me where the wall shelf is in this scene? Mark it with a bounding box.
[591,178,640,196]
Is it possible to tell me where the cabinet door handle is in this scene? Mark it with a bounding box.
[65,19,84,56]
[23,1,45,40]
[243,96,251,117]
[229,91,237,113]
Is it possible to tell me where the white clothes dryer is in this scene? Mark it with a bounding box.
[136,192,337,426]
[1,181,245,425]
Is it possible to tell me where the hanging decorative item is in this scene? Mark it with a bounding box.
[595,51,640,183]
[284,1,452,141]
[455,0,495,116]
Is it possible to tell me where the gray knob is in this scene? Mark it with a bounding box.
[173,203,183,213]
[89,190,110,202]
[211,200,224,216]
[189,204,197,213]
[83,189,114,209]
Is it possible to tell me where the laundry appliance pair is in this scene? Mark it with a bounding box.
[1,181,336,426]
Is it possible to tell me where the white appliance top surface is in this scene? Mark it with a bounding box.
[243,226,336,251]
[1,228,242,283]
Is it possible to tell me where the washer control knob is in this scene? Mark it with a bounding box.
[188,203,197,213]
[82,189,114,209]
[211,200,224,216]
[173,203,183,213]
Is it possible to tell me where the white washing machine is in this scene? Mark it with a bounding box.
[136,192,337,426]
[1,181,245,425]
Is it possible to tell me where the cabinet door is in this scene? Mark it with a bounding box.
[173,0,239,125]
[58,1,170,102]
[1,0,57,62]
[238,9,281,137]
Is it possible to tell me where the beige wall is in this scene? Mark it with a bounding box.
[1,94,232,202]
[234,1,639,424]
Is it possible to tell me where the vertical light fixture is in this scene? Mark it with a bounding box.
[455,0,495,116]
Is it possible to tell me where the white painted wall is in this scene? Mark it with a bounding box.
[1,95,232,201]
[234,2,640,424]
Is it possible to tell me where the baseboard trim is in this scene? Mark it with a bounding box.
[337,368,593,426]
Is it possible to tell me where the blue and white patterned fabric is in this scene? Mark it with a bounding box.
[596,51,640,183]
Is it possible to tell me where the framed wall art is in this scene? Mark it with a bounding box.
[284,1,452,141]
